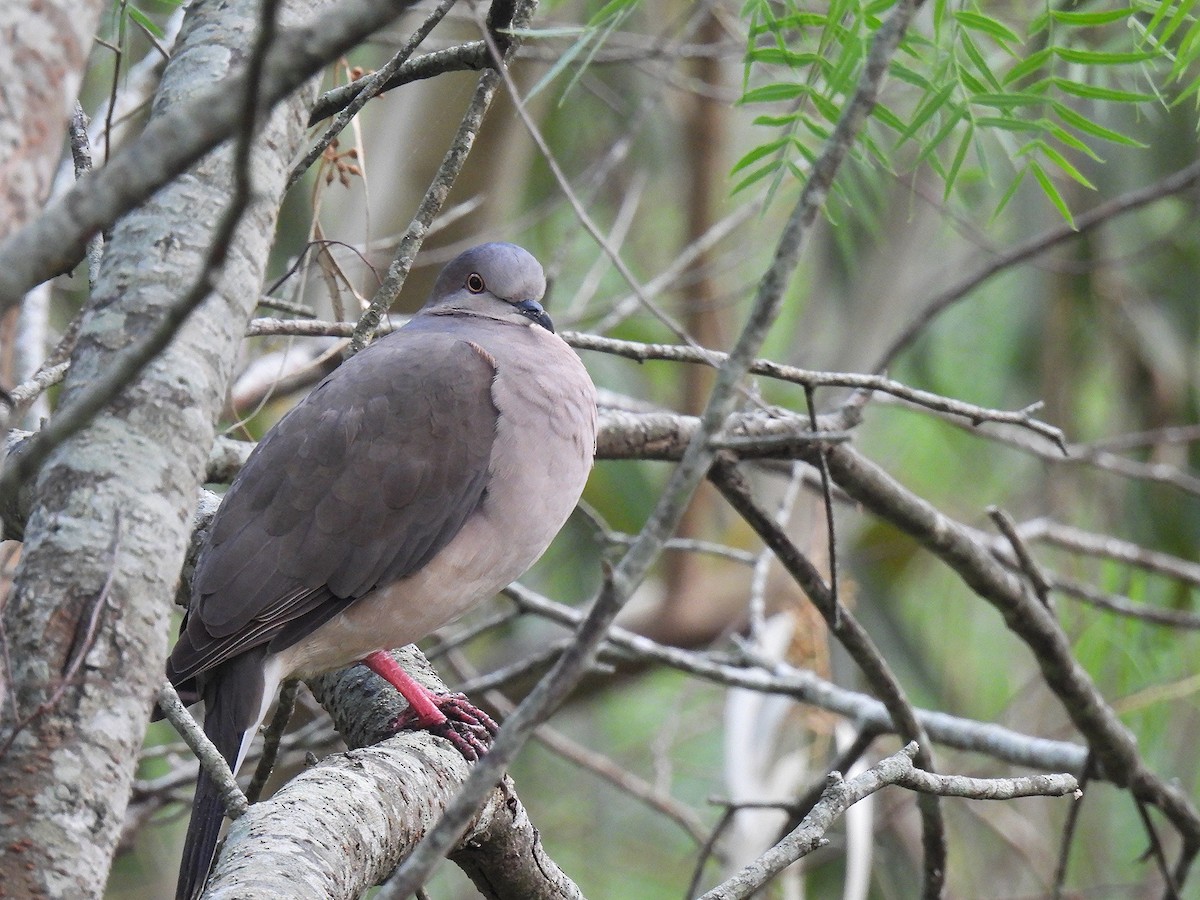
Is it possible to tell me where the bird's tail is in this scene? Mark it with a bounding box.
[173,653,265,900]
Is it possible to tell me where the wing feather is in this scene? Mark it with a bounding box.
[170,327,498,684]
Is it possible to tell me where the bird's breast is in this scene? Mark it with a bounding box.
[273,325,596,679]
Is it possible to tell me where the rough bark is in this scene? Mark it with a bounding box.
[0,0,331,894]
[0,1,105,240]
[203,649,583,899]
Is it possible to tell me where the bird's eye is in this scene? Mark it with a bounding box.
[466,273,486,293]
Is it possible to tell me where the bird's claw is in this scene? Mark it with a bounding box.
[390,692,499,761]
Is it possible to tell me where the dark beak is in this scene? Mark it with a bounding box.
[515,299,555,332]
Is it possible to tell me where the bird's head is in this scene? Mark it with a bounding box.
[426,242,554,332]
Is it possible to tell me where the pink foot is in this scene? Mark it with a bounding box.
[390,692,499,761]
[362,650,498,761]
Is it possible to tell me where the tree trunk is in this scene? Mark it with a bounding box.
[0,0,329,894]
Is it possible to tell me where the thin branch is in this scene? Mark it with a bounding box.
[698,743,1077,900]
[1045,574,1200,630]
[346,0,536,355]
[988,506,1053,607]
[286,0,459,191]
[1134,797,1182,900]
[815,440,1200,883]
[872,158,1200,372]
[309,42,491,125]
[1052,754,1092,899]
[562,332,1064,446]
[930,407,1200,497]
[245,678,300,804]
[805,385,842,625]
[156,681,248,821]
[241,317,1063,444]
[1018,518,1200,590]
[505,584,1090,784]
[708,453,946,897]
[778,725,882,837]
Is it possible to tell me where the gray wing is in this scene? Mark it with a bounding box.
[168,329,498,685]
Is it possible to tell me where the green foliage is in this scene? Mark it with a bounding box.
[736,0,1200,221]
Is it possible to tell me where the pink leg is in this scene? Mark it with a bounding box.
[363,650,447,728]
[362,650,498,760]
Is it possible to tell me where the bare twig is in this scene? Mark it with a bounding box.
[155,682,248,821]
[1045,574,1200,630]
[815,442,1200,887]
[246,678,300,804]
[242,317,1063,444]
[505,584,1091,772]
[709,453,946,897]
[346,0,537,355]
[988,506,1053,608]
[309,43,491,125]
[287,0,459,190]
[1018,518,1200,590]
[699,743,1077,900]
[1052,753,1093,899]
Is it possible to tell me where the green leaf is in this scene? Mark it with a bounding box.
[808,91,840,124]
[752,113,798,127]
[525,34,589,100]
[126,5,165,38]
[1050,78,1155,103]
[1029,159,1077,226]
[1172,15,1200,80]
[872,102,908,133]
[1052,102,1149,147]
[957,30,1005,91]
[890,61,937,92]
[915,105,966,166]
[974,116,1041,133]
[943,121,976,199]
[731,159,783,196]
[1050,8,1134,26]
[586,0,636,27]
[731,137,789,175]
[1034,140,1097,189]
[1042,119,1104,161]
[968,91,1047,110]
[1003,47,1055,85]
[957,67,988,96]
[1054,47,1159,65]
[740,82,808,104]
[747,47,828,69]
[1148,0,1198,46]
[990,167,1027,223]
[897,82,957,146]
[953,10,1022,47]
[798,114,832,140]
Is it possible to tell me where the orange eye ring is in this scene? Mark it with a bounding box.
[466,273,486,293]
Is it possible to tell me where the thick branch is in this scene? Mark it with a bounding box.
[202,648,580,899]
[815,442,1200,877]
